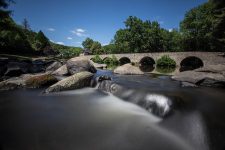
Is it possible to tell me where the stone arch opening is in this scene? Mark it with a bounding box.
[139,57,155,72]
[119,57,131,65]
[180,56,204,72]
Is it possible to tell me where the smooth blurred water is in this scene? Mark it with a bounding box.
[0,70,225,150]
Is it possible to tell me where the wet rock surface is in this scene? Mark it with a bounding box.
[45,71,94,93]
[172,65,225,88]
[114,64,144,75]
[66,57,96,75]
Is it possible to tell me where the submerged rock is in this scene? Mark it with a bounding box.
[66,57,96,75]
[114,64,144,75]
[98,80,172,117]
[45,71,94,93]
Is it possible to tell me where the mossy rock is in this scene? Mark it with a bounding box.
[25,74,58,88]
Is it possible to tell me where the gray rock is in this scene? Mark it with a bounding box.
[45,71,94,93]
[4,66,24,77]
[0,73,58,91]
[181,82,198,87]
[172,67,225,88]
[52,65,68,76]
[195,64,225,74]
[196,78,225,88]
[66,57,96,75]
[114,64,144,75]
[90,60,107,69]
[46,61,62,72]
[0,77,25,91]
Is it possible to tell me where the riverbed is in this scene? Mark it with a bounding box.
[0,70,225,150]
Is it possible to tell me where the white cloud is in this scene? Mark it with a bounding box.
[50,39,55,43]
[76,42,81,44]
[56,42,64,45]
[71,28,88,37]
[76,28,85,33]
[169,29,173,32]
[67,37,73,40]
[47,28,55,32]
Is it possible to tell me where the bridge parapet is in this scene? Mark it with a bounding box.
[82,52,225,67]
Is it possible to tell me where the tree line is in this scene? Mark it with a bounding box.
[82,0,225,54]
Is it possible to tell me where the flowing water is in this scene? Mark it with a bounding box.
[0,70,225,150]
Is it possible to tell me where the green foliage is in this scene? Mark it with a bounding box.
[101,44,119,54]
[103,55,119,66]
[51,43,82,59]
[34,30,50,50]
[114,16,183,53]
[156,55,176,67]
[92,55,103,64]
[90,41,102,54]
[82,38,94,49]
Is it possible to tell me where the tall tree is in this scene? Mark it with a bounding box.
[82,38,94,49]
[22,18,30,30]
[34,30,50,50]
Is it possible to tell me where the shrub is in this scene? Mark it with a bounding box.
[103,55,119,66]
[92,55,103,64]
[156,55,176,67]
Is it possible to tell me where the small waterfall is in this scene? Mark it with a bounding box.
[143,94,172,117]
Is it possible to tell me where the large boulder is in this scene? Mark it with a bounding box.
[114,64,144,75]
[0,77,25,91]
[45,71,94,93]
[46,61,62,72]
[90,60,107,69]
[4,66,24,77]
[66,57,96,75]
[172,70,225,88]
[25,73,58,88]
[0,73,58,91]
[195,64,225,74]
[52,65,68,76]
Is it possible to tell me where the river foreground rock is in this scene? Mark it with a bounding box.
[172,65,225,88]
[45,71,94,93]
[114,64,144,75]
[66,57,96,75]
[0,73,58,91]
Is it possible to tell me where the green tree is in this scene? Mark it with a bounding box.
[34,30,50,50]
[82,38,94,49]
[180,2,216,51]
[22,18,30,30]
[90,41,102,54]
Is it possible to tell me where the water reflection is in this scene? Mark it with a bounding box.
[156,67,176,74]
[139,65,155,72]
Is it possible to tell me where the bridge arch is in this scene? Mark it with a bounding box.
[119,57,131,65]
[180,56,204,72]
[139,57,155,72]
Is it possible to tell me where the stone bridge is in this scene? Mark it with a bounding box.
[83,52,225,68]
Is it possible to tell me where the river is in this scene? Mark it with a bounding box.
[0,70,225,150]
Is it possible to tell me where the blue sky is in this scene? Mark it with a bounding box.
[10,0,207,47]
